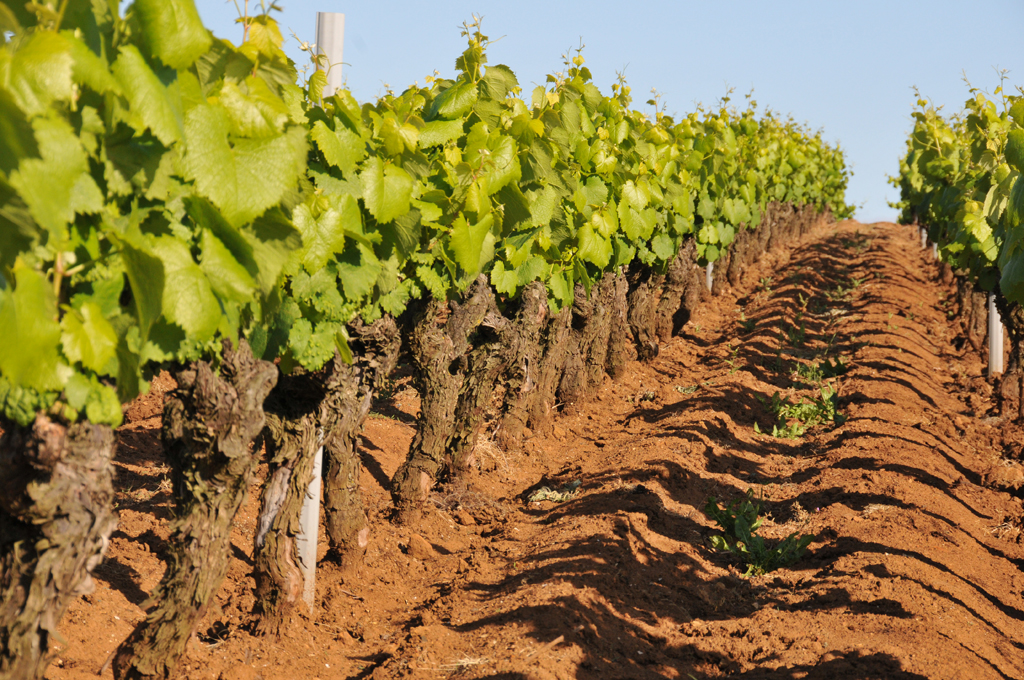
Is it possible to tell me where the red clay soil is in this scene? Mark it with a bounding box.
[47,221,1024,680]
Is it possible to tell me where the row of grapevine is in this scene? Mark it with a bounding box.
[0,2,851,678]
[891,85,1024,416]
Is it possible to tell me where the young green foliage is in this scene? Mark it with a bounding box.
[703,489,814,577]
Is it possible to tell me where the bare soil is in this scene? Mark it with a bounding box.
[48,221,1024,680]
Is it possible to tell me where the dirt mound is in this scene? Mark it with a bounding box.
[48,221,1024,680]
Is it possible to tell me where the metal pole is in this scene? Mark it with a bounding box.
[295,445,323,615]
[989,293,1004,377]
[706,262,713,292]
[315,12,345,97]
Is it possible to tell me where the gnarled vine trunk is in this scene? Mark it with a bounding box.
[626,266,666,361]
[956,276,989,353]
[0,416,116,680]
[114,339,276,680]
[322,317,401,570]
[251,368,325,636]
[992,293,1024,422]
[527,306,573,434]
[495,283,550,450]
[391,277,493,519]
[605,272,633,378]
[655,240,702,341]
[559,280,617,414]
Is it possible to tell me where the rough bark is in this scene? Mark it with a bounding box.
[527,306,573,434]
[0,415,116,680]
[447,295,510,473]
[627,266,665,361]
[605,271,633,378]
[559,279,617,414]
[992,293,1024,422]
[726,225,753,288]
[492,283,549,450]
[251,367,326,636]
[321,317,401,570]
[711,245,730,296]
[957,277,989,352]
[390,277,493,519]
[114,340,276,680]
[655,240,701,341]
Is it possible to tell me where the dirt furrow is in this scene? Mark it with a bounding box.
[389,220,1024,679]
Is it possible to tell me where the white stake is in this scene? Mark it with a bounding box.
[706,262,713,292]
[932,242,938,260]
[296,444,323,615]
[315,12,345,98]
[989,294,1004,377]
[920,228,927,250]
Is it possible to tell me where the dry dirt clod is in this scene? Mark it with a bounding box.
[406,534,437,560]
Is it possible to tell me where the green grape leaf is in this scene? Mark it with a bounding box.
[293,197,354,273]
[67,34,121,96]
[360,156,413,224]
[133,0,212,69]
[576,222,613,268]
[1005,129,1024,173]
[592,203,618,238]
[6,30,73,115]
[547,268,572,309]
[651,232,676,261]
[0,267,67,391]
[1000,245,1024,304]
[480,64,518,100]
[417,263,448,299]
[311,120,366,174]
[697,195,716,221]
[418,119,464,148]
[111,44,183,146]
[1010,100,1024,127]
[149,236,221,341]
[621,179,650,211]
[337,243,381,301]
[200,228,255,302]
[490,260,518,296]
[574,175,608,211]
[450,212,496,279]
[289,318,339,370]
[0,89,37,176]
[246,208,303,295]
[61,301,118,374]
[428,80,478,120]
[9,116,101,246]
[218,77,290,138]
[184,103,308,226]
[119,238,165,343]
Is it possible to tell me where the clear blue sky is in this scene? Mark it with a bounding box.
[193,0,1024,223]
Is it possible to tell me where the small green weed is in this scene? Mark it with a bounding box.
[738,311,756,333]
[781,320,807,347]
[703,489,814,577]
[793,357,847,384]
[758,277,774,294]
[755,384,845,439]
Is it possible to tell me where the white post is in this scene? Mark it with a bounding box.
[706,262,714,292]
[295,445,323,615]
[932,242,938,260]
[920,228,927,249]
[989,293,1004,377]
[315,12,345,97]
